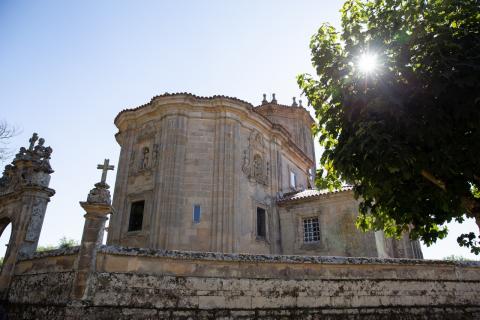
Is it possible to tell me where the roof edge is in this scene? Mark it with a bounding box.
[277,186,354,205]
[114,92,254,124]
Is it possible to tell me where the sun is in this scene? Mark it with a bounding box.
[358,53,378,74]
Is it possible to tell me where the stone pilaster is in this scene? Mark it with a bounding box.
[155,115,188,249]
[210,117,236,252]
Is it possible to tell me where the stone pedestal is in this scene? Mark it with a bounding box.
[71,182,113,301]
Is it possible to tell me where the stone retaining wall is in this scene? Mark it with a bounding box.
[5,246,480,319]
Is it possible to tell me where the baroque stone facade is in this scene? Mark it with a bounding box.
[4,93,474,320]
[107,93,421,259]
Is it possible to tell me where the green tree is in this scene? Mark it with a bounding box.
[298,0,480,254]
[443,254,478,262]
[58,236,79,249]
[36,237,79,252]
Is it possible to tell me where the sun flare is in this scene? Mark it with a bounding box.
[358,53,378,74]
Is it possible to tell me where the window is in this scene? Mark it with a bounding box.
[256,207,266,238]
[128,201,144,232]
[290,171,296,188]
[193,205,201,224]
[303,217,320,243]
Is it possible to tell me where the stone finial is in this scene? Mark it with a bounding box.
[86,184,112,204]
[299,99,303,107]
[271,93,277,104]
[261,93,268,105]
[292,97,298,107]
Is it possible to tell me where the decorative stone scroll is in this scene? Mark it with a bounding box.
[242,130,269,186]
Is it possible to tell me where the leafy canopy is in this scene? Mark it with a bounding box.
[36,237,79,252]
[298,0,480,254]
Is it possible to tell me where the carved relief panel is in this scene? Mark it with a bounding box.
[242,130,269,186]
[128,122,160,177]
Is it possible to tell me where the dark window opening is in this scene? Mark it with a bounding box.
[193,205,201,224]
[256,207,266,238]
[128,201,144,232]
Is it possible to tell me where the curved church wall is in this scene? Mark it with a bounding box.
[107,94,315,254]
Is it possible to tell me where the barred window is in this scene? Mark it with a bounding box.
[303,217,320,243]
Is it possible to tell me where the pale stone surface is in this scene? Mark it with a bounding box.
[1,94,445,319]
[6,247,480,319]
[278,190,422,258]
[106,93,417,258]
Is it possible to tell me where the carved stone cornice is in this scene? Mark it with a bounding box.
[114,93,315,168]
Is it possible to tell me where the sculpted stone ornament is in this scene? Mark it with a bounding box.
[242,130,268,186]
[0,133,54,195]
[137,123,156,142]
[129,144,157,178]
[253,154,263,179]
[140,147,150,170]
[86,182,112,205]
[152,144,160,166]
[86,159,115,205]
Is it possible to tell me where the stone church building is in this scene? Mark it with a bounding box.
[107,92,422,259]
[1,93,479,319]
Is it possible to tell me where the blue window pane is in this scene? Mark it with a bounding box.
[193,205,201,223]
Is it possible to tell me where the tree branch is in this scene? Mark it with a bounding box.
[421,169,446,192]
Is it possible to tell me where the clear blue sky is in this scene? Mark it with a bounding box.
[0,0,477,260]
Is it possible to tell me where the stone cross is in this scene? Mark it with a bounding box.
[97,159,114,184]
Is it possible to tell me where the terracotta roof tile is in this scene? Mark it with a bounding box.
[278,186,353,203]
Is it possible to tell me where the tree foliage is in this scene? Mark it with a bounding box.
[36,237,79,252]
[443,254,479,262]
[298,0,480,254]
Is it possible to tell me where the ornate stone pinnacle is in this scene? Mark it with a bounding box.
[271,93,277,104]
[292,97,298,107]
[262,93,268,105]
[299,99,303,107]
